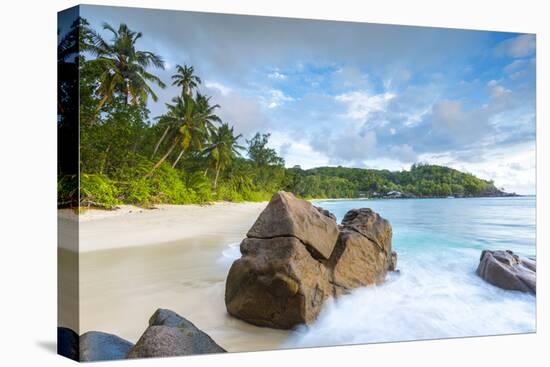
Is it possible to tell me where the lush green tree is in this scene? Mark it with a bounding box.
[171,64,202,97]
[203,123,245,188]
[88,22,166,113]
[246,133,285,167]
[171,93,221,167]
[68,18,506,210]
[148,93,221,175]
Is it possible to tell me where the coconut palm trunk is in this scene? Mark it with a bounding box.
[214,163,221,189]
[172,149,185,168]
[91,94,111,123]
[151,126,171,159]
[146,136,180,177]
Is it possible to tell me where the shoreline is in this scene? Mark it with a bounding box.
[58,201,268,252]
[58,195,532,253]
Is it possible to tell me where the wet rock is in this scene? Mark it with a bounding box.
[340,208,392,254]
[226,191,396,329]
[476,250,536,294]
[225,237,332,328]
[314,205,337,221]
[329,229,391,296]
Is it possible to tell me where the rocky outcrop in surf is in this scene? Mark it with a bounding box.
[476,250,536,294]
[225,191,397,329]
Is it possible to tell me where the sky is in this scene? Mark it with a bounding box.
[80,5,536,194]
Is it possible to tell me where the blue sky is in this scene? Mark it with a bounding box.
[81,5,536,194]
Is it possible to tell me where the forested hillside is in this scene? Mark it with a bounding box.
[57,18,509,209]
[285,164,509,199]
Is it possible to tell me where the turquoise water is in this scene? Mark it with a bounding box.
[284,196,536,346]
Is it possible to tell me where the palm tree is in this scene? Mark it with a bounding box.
[203,123,245,189]
[172,64,202,97]
[171,93,221,167]
[149,92,221,163]
[88,23,166,112]
[150,113,178,159]
[147,94,217,176]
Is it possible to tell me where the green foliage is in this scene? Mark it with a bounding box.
[246,133,285,167]
[284,163,497,199]
[67,19,503,210]
[80,173,120,209]
[58,175,79,207]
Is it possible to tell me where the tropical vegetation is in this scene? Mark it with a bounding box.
[57,18,506,209]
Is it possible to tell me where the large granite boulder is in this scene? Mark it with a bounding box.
[127,309,226,358]
[80,331,134,362]
[247,191,339,259]
[341,208,392,253]
[225,191,396,329]
[329,229,392,297]
[226,237,333,328]
[476,250,536,294]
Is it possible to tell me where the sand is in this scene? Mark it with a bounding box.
[58,202,268,252]
[58,201,293,352]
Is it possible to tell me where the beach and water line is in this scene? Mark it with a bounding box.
[58,196,536,352]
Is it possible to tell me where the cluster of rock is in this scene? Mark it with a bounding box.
[58,309,225,362]
[225,191,397,329]
[476,249,536,294]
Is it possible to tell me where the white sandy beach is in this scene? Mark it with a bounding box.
[58,201,295,352]
[58,201,268,252]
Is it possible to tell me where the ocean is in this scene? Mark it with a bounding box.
[281,196,536,347]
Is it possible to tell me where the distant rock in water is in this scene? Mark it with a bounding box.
[225,191,397,329]
[127,309,226,358]
[80,331,134,362]
[478,185,518,197]
[476,250,536,294]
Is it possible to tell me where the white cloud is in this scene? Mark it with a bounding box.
[265,89,294,109]
[202,83,268,137]
[388,144,417,163]
[495,34,536,58]
[335,91,395,121]
[268,71,287,80]
[504,59,527,73]
[404,105,432,127]
[204,81,233,95]
[419,143,535,194]
[429,99,494,146]
[332,66,369,89]
[269,132,329,169]
[487,80,512,99]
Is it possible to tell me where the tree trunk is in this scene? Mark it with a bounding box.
[145,137,180,178]
[214,163,221,189]
[203,167,209,176]
[124,83,130,105]
[151,126,170,159]
[172,149,185,168]
[99,144,111,174]
[92,94,110,123]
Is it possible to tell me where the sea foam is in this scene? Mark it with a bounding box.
[218,197,536,347]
